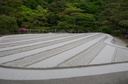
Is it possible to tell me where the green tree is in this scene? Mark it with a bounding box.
[0,0,23,16]
[57,7,96,32]
[22,0,38,9]
[119,20,128,31]
[0,15,18,34]
[98,0,128,33]
[46,12,59,27]
[77,0,103,14]
[48,1,66,13]
[99,26,112,34]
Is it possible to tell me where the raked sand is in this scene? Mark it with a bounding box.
[0,33,128,84]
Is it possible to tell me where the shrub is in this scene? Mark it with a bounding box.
[124,35,128,38]
[99,26,112,34]
[0,15,18,34]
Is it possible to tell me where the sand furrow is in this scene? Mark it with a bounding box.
[0,34,89,56]
[2,33,101,67]
[27,34,106,68]
[59,37,107,67]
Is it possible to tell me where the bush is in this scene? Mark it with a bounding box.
[0,15,18,34]
[120,29,128,35]
[124,35,128,38]
[99,26,112,34]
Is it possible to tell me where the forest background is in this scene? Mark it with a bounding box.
[0,0,128,35]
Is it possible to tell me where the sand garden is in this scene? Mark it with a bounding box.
[0,33,128,84]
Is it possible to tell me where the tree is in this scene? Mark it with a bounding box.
[48,1,66,13]
[76,0,103,14]
[56,7,96,32]
[99,26,112,34]
[22,0,38,9]
[98,0,128,31]
[46,12,59,28]
[44,0,53,3]
[119,20,128,31]
[0,15,18,34]
[63,7,83,15]
[0,0,23,16]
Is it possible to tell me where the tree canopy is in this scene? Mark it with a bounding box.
[0,0,128,34]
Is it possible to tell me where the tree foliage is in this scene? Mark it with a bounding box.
[0,15,18,34]
[0,0,128,34]
[0,0,23,16]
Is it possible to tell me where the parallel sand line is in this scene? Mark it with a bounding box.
[105,34,128,49]
[0,37,6,42]
[0,34,81,51]
[0,63,128,80]
[0,35,64,48]
[0,34,61,47]
[1,33,53,40]
[0,34,74,45]
[0,33,128,81]
[58,37,107,67]
[2,34,43,39]
[0,34,37,41]
[0,34,57,43]
[0,34,75,49]
[0,33,99,64]
[89,45,116,64]
[0,34,50,43]
[27,34,106,68]
[3,34,102,67]
[0,34,90,56]
[114,48,128,62]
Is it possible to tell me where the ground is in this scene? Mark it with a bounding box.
[0,33,128,84]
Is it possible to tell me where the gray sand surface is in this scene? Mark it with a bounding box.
[114,38,127,47]
[0,33,128,84]
[0,71,128,84]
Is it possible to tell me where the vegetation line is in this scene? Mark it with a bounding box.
[0,0,128,36]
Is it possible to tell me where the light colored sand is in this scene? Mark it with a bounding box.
[0,33,128,84]
[114,38,127,47]
[0,34,47,42]
[0,33,98,64]
[0,34,73,51]
[115,48,128,62]
[0,71,128,84]
[0,34,88,56]
[0,63,128,80]
[0,34,55,44]
[59,38,107,67]
[0,34,59,48]
[3,34,101,67]
[28,34,106,68]
[0,37,6,42]
[89,45,116,64]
